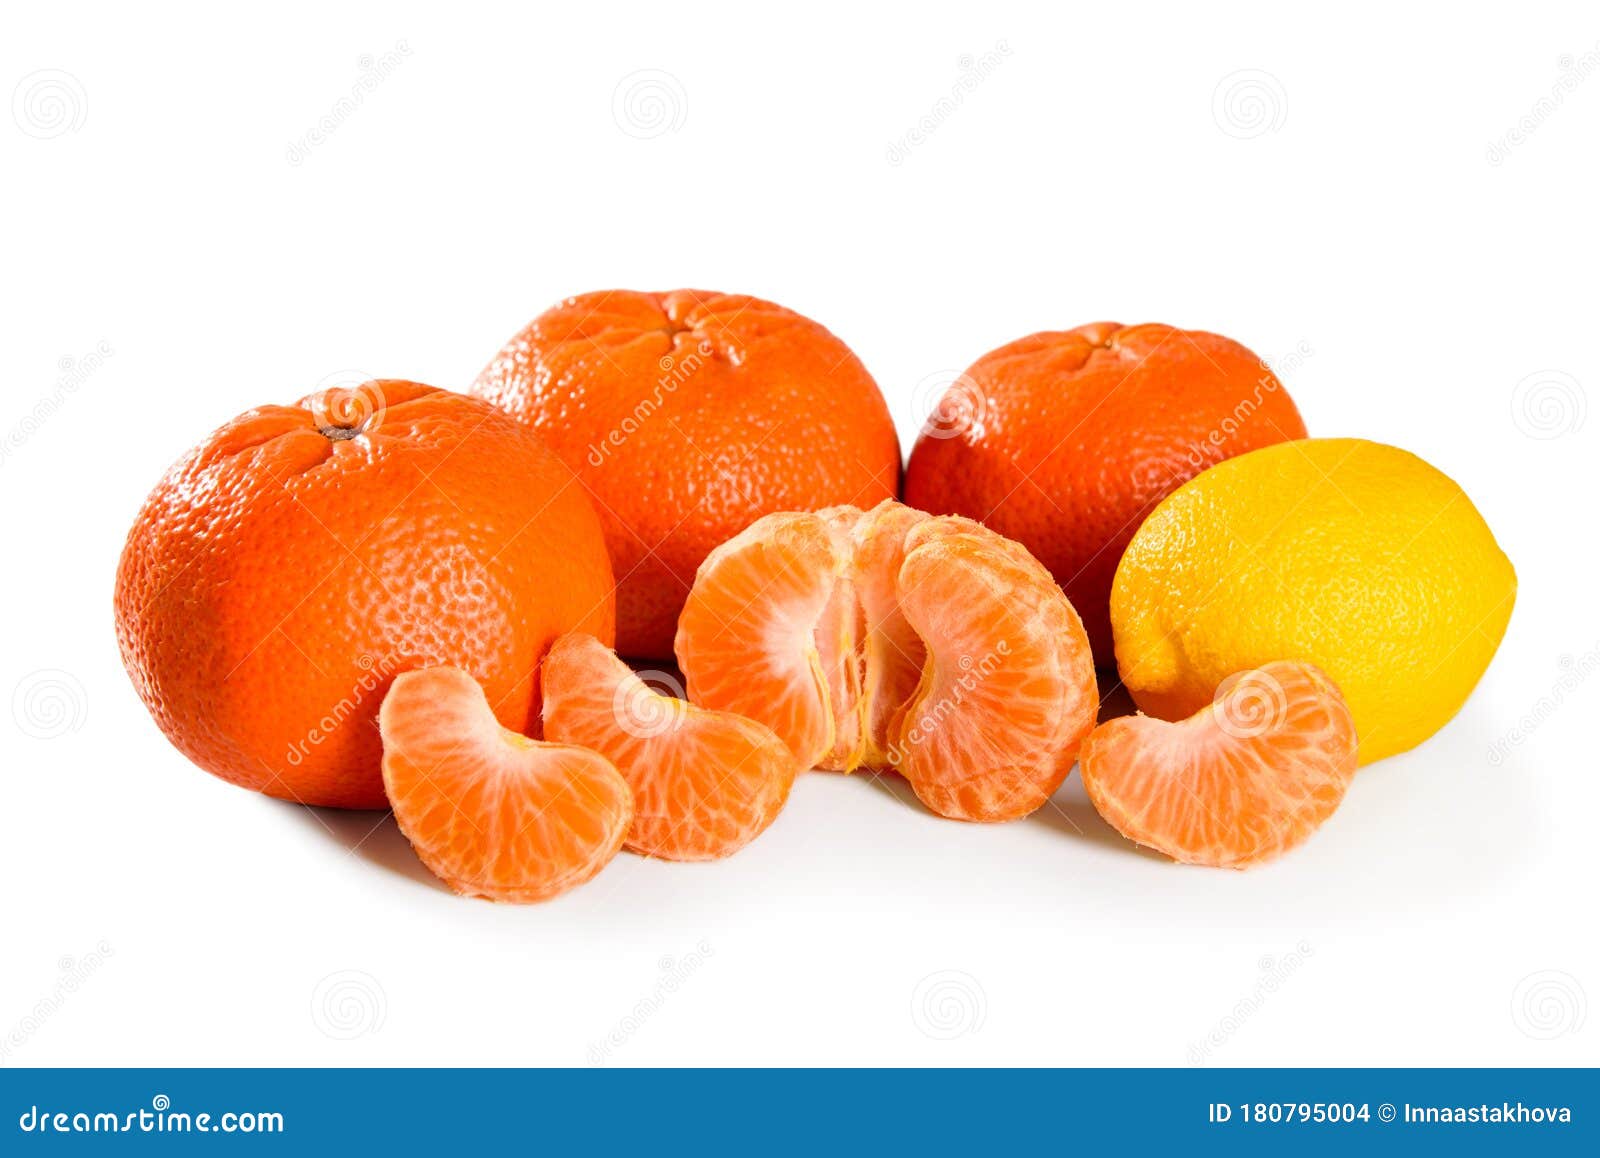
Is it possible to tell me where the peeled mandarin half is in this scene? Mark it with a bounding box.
[542,634,799,861]
[379,667,632,902]
[674,510,848,770]
[675,499,1099,822]
[1078,661,1359,868]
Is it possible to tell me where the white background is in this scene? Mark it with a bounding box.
[2,1,1596,1067]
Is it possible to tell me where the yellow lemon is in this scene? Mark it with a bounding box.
[1110,438,1515,764]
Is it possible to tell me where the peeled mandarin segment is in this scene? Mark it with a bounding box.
[674,511,846,769]
[1079,661,1359,869]
[378,667,632,902]
[890,531,1099,822]
[542,633,799,861]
